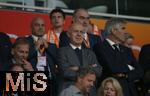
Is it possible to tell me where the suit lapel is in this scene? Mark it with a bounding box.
[103,40,115,56]
[67,46,81,66]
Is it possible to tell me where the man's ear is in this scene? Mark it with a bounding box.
[111,27,117,35]
[77,77,82,83]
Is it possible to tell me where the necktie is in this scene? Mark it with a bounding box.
[75,48,82,66]
[113,44,120,52]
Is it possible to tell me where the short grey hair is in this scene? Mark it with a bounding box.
[104,18,127,36]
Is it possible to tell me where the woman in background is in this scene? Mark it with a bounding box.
[97,77,123,96]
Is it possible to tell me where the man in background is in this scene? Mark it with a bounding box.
[47,8,66,48]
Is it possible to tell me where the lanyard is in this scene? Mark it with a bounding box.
[47,28,59,48]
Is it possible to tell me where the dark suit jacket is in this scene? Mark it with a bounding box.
[0,32,12,71]
[139,44,150,71]
[139,44,150,91]
[94,40,143,96]
[59,32,101,49]
[57,45,102,90]
[26,36,57,77]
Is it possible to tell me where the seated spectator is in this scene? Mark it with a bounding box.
[26,17,57,96]
[57,23,102,96]
[94,18,143,96]
[97,77,123,96]
[0,32,12,71]
[139,44,150,96]
[11,37,34,71]
[59,67,96,96]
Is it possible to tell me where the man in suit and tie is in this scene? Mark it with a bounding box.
[94,18,143,96]
[57,23,102,95]
[26,17,57,96]
[59,8,101,48]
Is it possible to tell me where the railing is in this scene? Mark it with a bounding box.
[0,2,150,22]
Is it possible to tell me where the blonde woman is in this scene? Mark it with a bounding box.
[97,77,123,96]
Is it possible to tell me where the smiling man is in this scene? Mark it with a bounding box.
[57,23,102,95]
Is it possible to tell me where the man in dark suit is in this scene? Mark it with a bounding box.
[94,18,143,96]
[139,44,150,95]
[26,17,57,96]
[59,8,101,49]
[0,32,12,71]
[57,23,102,96]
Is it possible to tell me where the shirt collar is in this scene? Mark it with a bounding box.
[106,39,120,50]
[70,43,81,50]
[32,35,39,42]
[106,38,116,46]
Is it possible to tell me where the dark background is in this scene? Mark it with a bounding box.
[62,0,150,17]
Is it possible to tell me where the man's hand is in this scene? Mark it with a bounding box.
[22,59,34,71]
[35,38,44,50]
[42,38,48,48]
[35,38,48,50]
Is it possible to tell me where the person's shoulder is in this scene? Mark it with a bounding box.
[60,31,67,36]
[48,43,58,49]
[88,33,100,38]
[142,44,150,49]
[25,35,33,40]
[59,45,70,51]
[59,85,75,96]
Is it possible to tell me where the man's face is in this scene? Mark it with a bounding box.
[79,73,96,93]
[104,81,116,96]
[11,44,29,65]
[74,10,90,31]
[51,12,65,28]
[68,24,85,47]
[32,18,45,37]
[112,23,127,43]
